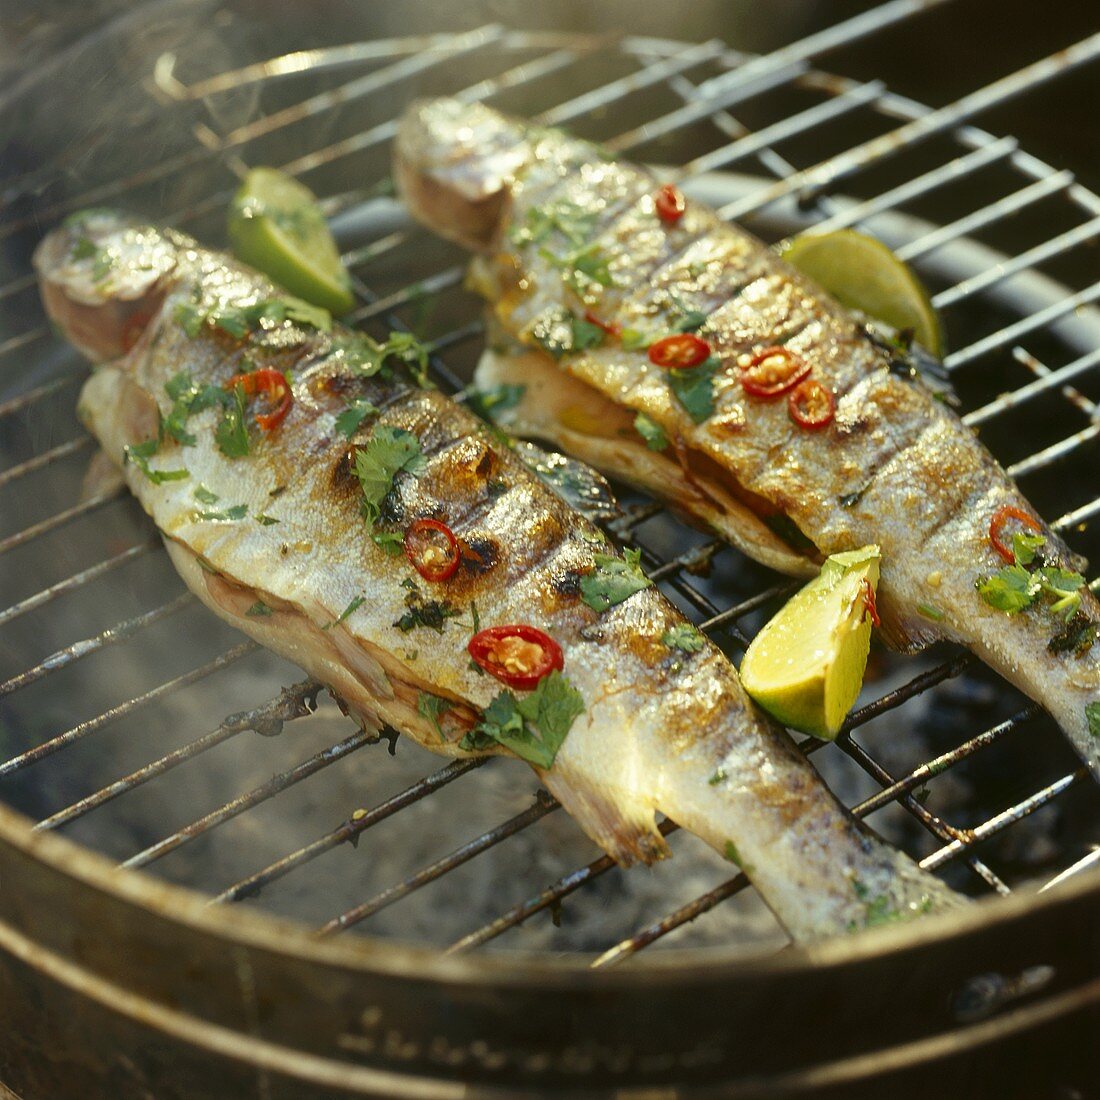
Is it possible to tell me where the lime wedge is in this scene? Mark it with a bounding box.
[781,229,943,357]
[740,545,881,740]
[228,167,354,315]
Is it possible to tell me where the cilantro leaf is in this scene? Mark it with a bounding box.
[666,357,719,423]
[1011,532,1046,565]
[1087,702,1100,740]
[508,200,596,248]
[461,671,584,769]
[334,398,379,439]
[568,314,606,352]
[662,623,705,652]
[580,547,652,613]
[162,371,231,446]
[371,530,406,556]
[70,236,98,261]
[195,503,248,521]
[634,412,668,451]
[353,425,425,524]
[215,384,251,458]
[323,594,365,631]
[976,564,1037,613]
[256,513,280,526]
[123,438,189,485]
[417,692,452,740]
[464,382,526,423]
[246,601,272,617]
[193,484,220,506]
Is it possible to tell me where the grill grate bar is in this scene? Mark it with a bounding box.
[896,170,1076,262]
[1054,495,1100,533]
[804,136,1018,236]
[964,347,1100,427]
[0,487,124,557]
[0,375,80,420]
[933,215,1100,310]
[944,279,1100,370]
[0,436,91,491]
[446,818,684,954]
[921,768,1088,871]
[36,679,321,832]
[0,327,48,361]
[0,592,193,701]
[719,36,1100,222]
[318,792,561,936]
[0,641,256,778]
[0,539,158,629]
[211,758,487,905]
[1008,425,1099,481]
[121,723,377,870]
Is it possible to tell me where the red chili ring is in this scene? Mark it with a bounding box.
[404,518,461,582]
[584,309,622,337]
[654,183,686,225]
[740,346,812,398]
[467,624,564,691]
[788,378,835,430]
[224,368,293,431]
[648,332,710,370]
[988,505,1042,564]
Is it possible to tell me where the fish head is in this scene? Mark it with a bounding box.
[395,98,531,252]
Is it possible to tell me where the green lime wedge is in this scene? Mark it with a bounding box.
[228,167,355,315]
[781,229,943,357]
[740,545,881,740]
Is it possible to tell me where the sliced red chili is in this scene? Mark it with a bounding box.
[225,368,293,431]
[648,333,710,370]
[404,518,461,582]
[584,309,622,337]
[788,379,835,430]
[654,183,686,225]
[468,624,564,691]
[861,578,881,628]
[741,346,811,398]
[988,505,1042,564]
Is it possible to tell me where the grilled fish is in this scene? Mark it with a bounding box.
[395,98,1100,778]
[35,211,962,941]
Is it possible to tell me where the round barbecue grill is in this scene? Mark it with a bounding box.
[1,3,1098,1097]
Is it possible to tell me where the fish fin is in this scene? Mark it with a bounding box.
[80,446,127,502]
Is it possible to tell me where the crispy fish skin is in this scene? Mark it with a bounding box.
[35,212,963,941]
[395,98,1100,779]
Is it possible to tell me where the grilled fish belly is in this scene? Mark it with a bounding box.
[35,212,963,941]
[396,97,1100,779]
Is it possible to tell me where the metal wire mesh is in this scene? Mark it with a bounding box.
[1,8,1098,965]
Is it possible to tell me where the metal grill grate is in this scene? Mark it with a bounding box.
[1,7,1098,965]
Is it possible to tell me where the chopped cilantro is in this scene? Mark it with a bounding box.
[193,484,220,505]
[540,240,615,296]
[662,623,705,652]
[508,200,596,248]
[459,671,584,769]
[634,412,668,451]
[195,503,248,521]
[334,397,379,439]
[393,581,461,634]
[708,767,726,786]
[1011,531,1046,565]
[256,513,280,526]
[71,236,113,282]
[526,308,607,360]
[569,314,606,351]
[666,357,719,423]
[977,531,1085,619]
[215,384,251,458]
[976,564,1036,613]
[580,547,652,613]
[417,692,452,740]
[335,331,431,387]
[1048,613,1098,657]
[464,382,526,423]
[917,602,945,622]
[161,371,231,446]
[123,438,188,485]
[371,530,406,557]
[246,601,273,617]
[723,840,742,866]
[322,594,365,631]
[1087,702,1100,739]
[70,236,98,261]
[1037,567,1085,617]
[173,295,331,342]
[667,292,708,333]
[352,425,425,524]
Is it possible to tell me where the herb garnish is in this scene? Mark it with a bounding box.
[215,384,251,458]
[334,397,379,439]
[353,425,426,524]
[508,200,596,249]
[527,308,607,360]
[195,503,248,522]
[459,671,584,769]
[662,623,705,652]
[580,548,652,613]
[634,412,668,451]
[1087,702,1100,740]
[417,692,452,740]
[256,513,280,526]
[463,382,526,423]
[976,531,1087,619]
[371,530,405,556]
[174,294,332,341]
[193,484,219,505]
[322,594,365,631]
[123,438,188,485]
[1047,612,1099,657]
[71,235,114,282]
[246,601,273,617]
[393,579,461,634]
[161,371,233,446]
[540,241,616,297]
[334,331,432,387]
[666,357,719,423]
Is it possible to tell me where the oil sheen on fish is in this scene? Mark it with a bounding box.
[35,211,962,941]
[395,98,1100,778]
